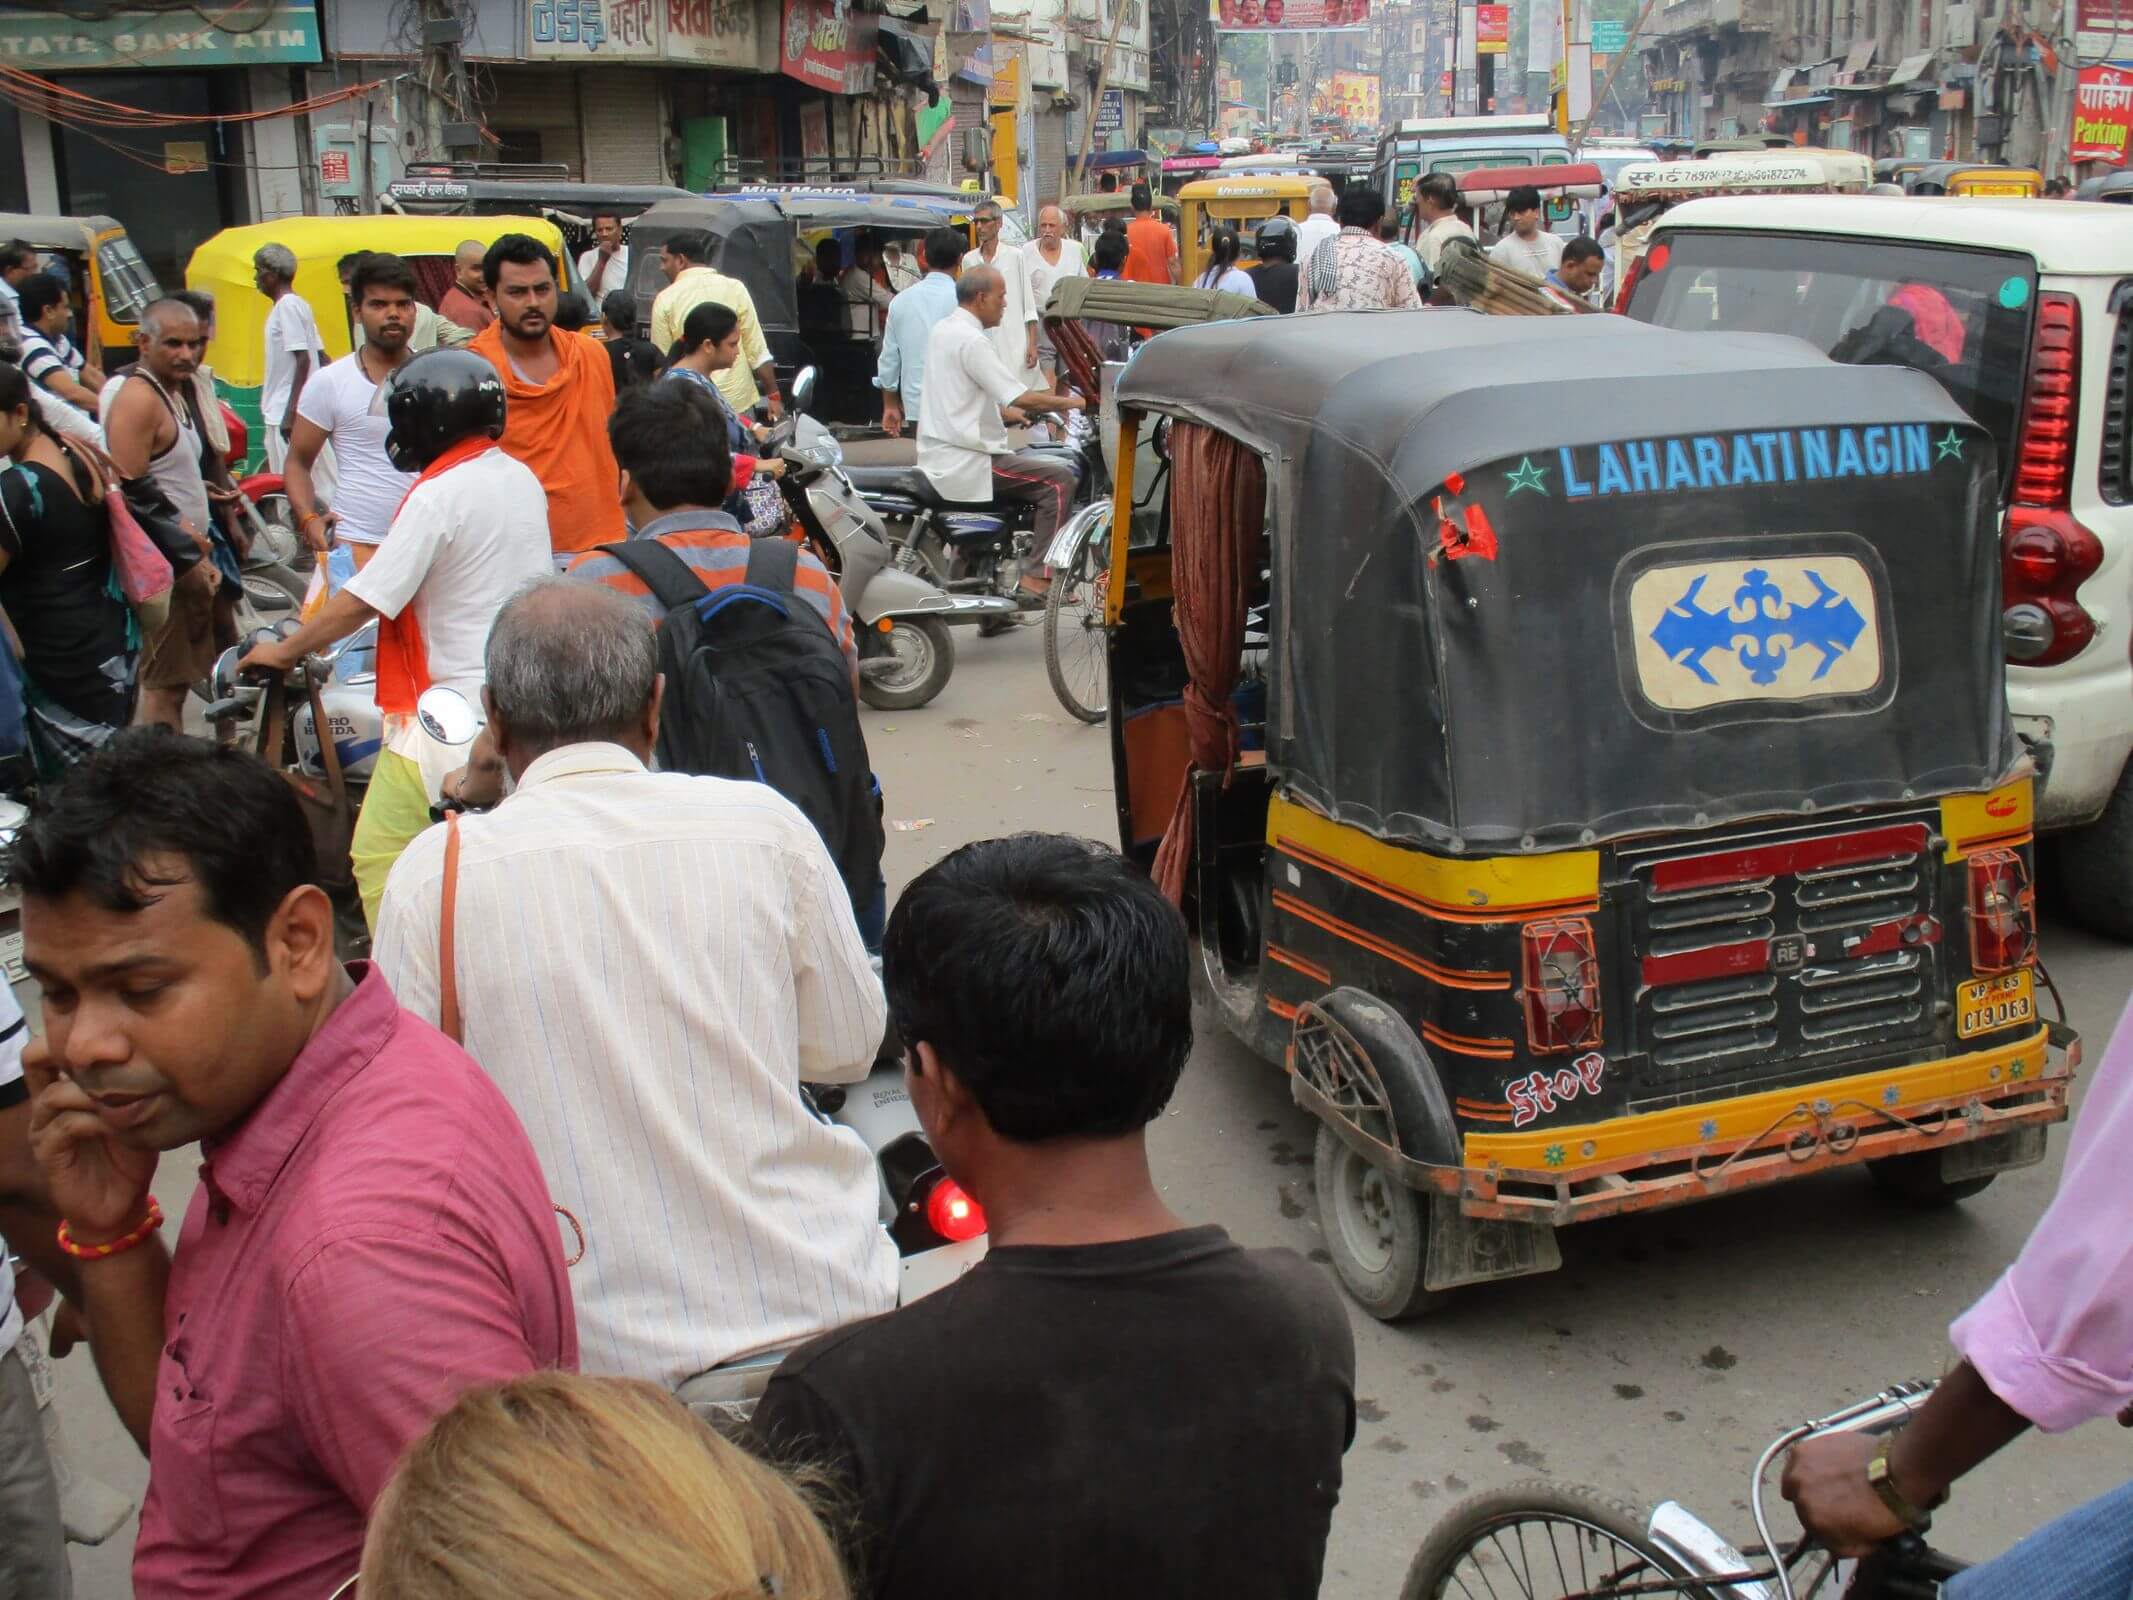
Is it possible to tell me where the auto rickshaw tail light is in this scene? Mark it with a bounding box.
[1967,850,2036,975]
[1521,918,1603,1055]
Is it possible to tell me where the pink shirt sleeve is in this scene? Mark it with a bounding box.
[280,1227,553,1509]
[1949,997,2133,1433]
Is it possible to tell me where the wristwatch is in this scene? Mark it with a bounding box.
[1865,1436,1940,1533]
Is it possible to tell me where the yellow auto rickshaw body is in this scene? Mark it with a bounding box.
[186,213,572,449]
[0,212,160,368]
[1178,175,1314,283]
[1909,162,2045,197]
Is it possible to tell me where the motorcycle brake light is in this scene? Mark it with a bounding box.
[923,1177,986,1243]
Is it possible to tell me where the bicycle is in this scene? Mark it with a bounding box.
[1402,1382,1966,1600]
[1042,500,1112,725]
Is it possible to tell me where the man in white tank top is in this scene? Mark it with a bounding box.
[104,299,222,731]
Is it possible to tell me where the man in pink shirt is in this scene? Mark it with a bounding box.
[11,729,576,1600]
[1785,999,2133,1591]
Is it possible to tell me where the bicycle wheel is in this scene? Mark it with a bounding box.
[1043,511,1110,724]
[1403,1482,1716,1600]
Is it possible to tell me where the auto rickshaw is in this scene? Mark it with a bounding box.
[187,214,573,468]
[1906,161,2045,197]
[1874,156,1929,189]
[1177,175,1314,284]
[1609,154,1865,290]
[1453,162,1605,245]
[1104,308,2078,1320]
[0,212,160,369]
[629,193,940,423]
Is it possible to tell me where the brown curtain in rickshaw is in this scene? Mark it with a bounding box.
[1152,423,1266,907]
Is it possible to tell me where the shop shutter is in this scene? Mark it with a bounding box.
[579,68,671,182]
[1036,103,1066,203]
[482,66,584,176]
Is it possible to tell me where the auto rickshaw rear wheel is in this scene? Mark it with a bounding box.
[1314,1124,1442,1321]
[1865,1150,1996,1207]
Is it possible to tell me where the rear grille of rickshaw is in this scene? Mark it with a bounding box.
[1619,815,1941,1104]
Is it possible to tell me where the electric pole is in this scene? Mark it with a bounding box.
[417,0,482,164]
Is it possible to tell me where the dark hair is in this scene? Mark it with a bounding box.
[7,728,320,962]
[0,241,36,275]
[883,833,1192,1141]
[1092,230,1130,273]
[1200,227,1241,282]
[0,362,43,437]
[1101,214,1129,235]
[350,251,419,304]
[814,237,844,273]
[1417,172,1460,213]
[1099,173,1119,192]
[1375,217,1402,242]
[923,225,968,273]
[1336,185,1386,229]
[553,289,592,331]
[592,212,621,227]
[1130,182,1154,212]
[337,250,369,277]
[1562,235,1604,266]
[602,289,637,334]
[608,381,732,509]
[17,274,68,325]
[1506,184,1543,214]
[679,300,740,353]
[483,232,559,290]
[662,229,713,266]
[172,288,215,326]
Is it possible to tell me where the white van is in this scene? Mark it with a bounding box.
[1623,195,2133,937]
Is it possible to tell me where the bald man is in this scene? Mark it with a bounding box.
[439,239,494,333]
[916,266,1087,595]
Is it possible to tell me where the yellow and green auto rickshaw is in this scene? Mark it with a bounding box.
[0,212,160,368]
[186,214,572,467]
[1906,161,2046,197]
[1104,308,2079,1319]
[1176,175,1314,284]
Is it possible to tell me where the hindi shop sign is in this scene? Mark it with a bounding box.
[2073,63,2133,165]
[780,0,877,92]
[1213,0,1373,32]
[527,0,759,65]
[1476,3,1509,54]
[0,1,320,68]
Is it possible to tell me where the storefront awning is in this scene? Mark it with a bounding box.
[1764,92,1834,108]
[1768,67,1796,97]
[1888,51,1936,85]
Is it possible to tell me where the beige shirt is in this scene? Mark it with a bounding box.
[372,742,896,1386]
[650,266,775,411]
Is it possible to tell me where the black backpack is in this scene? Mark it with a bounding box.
[595,536,884,913]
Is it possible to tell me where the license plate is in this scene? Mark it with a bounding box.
[898,1236,986,1303]
[1958,970,2035,1039]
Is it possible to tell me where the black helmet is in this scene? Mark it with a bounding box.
[383,348,506,473]
[1254,215,1298,261]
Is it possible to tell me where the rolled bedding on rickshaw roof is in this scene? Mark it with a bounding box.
[1042,276,1275,329]
[1113,309,2019,853]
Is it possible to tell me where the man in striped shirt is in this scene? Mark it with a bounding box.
[567,383,855,679]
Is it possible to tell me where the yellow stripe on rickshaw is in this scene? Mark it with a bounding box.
[1464,1026,2051,1169]
[1268,793,1600,920]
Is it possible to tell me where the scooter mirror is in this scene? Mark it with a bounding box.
[415,686,482,748]
[209,644,246,702]
[790,365,819,413]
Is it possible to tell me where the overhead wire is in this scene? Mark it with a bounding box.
[0,63,386,128]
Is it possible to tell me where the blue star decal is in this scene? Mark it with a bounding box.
[1504,456,1549,496]
[1544,1144,1566,1168]
[1935,429,1964,462]
[1698,1119,1720,1143]
[1882,1086,1901,1106]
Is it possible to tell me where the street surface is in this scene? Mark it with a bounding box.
[55,608,2133,1599]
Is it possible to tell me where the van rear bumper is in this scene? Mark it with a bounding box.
[2011,672,2133,829]
[1449,1026,2073,1226]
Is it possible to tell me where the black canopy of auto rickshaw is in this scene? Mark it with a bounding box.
[383,176,694,218]
[1114,309,2015,851]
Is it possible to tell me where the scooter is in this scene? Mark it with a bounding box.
[843,406,1108,637]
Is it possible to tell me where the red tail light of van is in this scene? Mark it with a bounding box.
[2003,293,2102,668]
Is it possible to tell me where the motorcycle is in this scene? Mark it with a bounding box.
[772,400,1021,712]
[843,406,1110,643]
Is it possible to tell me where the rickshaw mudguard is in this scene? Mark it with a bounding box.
[1290,988,1563,1291]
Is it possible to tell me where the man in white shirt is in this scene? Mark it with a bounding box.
[968,199,1041,388]
[255,241,326,471]
[374,578,896,1391]
[1412,172,1477,277]
[917,266,1086,594]
[1486,184,1567,282]
[241,347,552,924]
[287,252,420,574]
[1295,183,1340,274]
[1023,203,1087,385]
[838,234,894,342]
[0,241,39,356]
[575,213,631,303]
[0,981,74,1600]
